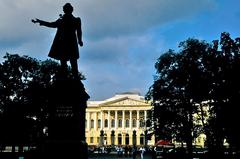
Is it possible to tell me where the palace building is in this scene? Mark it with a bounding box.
[85,92,155,146]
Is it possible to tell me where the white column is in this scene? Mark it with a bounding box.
[87,112,91,131]
[94,112,98,131]
[144,110,147,121]
[130,110,132,129]
[122,110,125,128]
[137,110,140,128]
[144,110,147,128]
[115,111,118,128]
[101,111,103,130]
[108,110,111,129]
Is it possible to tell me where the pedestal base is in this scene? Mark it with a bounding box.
[39,76,89,159]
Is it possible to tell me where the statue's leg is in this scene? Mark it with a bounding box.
[70,59,79,78]
[60,60,68,76]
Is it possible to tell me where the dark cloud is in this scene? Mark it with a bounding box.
[0,0,216,100]
[79,0,216,40]
[0,0,215,43]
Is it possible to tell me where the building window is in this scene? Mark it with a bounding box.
[140,111,144,116]
[140,134,144,145]
[118,111,122,116]
[110,111,115,116]
[125,119,129,128]
[90,137,94,143]
[118,119,122,128]
[91,119,94,129]
[104,119,108,128]
[85,120,87,128]
[132,119,137,128]
[139,119,145,128]
[125,134,129,145]
[98,119,101,128]
[132,111,137,116]
[118,134,122,145]
[111,119,115,128]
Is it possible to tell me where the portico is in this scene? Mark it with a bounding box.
[85,92,154,146]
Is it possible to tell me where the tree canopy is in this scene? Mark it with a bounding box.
[147,32,240,158]
[0,53,84,147]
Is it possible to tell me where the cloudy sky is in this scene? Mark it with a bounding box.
[0,0,240,100]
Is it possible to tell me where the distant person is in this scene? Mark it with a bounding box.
[132,146,137,159]
[124,145,129,157]
[139,146,146,159]
[117,145,123,157]
[128,145,132,157]
[32,3,83,78]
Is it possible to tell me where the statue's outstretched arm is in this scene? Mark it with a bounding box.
[32,18,58,28]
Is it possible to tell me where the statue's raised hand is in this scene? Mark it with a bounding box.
[31,18,41,24]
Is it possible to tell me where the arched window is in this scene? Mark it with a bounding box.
[118,134,122,145]
[98,119,101,128]
[139,119,145,128]
[125,134,129,145]
[140,134,144,145]
[132,119,137,128]
[111,119,115,128]
[104,119,108,128]
[90,137,94,143]
[91,119,94,129]
[118,119,122,128]
[125,119,129,128]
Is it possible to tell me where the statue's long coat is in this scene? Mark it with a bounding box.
[40,14,82,60]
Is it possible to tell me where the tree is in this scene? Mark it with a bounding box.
[0,53,84,151]
[147,34,240,158]
[208,33,240,154]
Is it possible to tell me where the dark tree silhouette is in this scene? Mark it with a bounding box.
[147,33,240,159]
[0,53,84,152]
[147,39,210,159]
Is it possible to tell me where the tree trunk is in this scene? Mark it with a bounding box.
[186,121,193,159]
[185,105,193,159]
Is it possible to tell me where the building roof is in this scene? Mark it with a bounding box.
[87,92,147,107]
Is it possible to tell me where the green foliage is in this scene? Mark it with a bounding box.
[147,32,240,155]
[0,53,85,145]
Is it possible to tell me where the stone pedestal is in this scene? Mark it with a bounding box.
[41,76,89,159]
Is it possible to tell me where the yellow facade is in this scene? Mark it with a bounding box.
[85,93,155,146]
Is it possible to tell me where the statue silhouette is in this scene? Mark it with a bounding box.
[32,3,83,78]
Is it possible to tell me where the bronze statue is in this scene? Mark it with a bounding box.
[32,3,83,78]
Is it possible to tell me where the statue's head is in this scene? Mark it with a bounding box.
[63,3,73,14]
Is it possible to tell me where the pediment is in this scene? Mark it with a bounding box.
[100,97,149,106]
